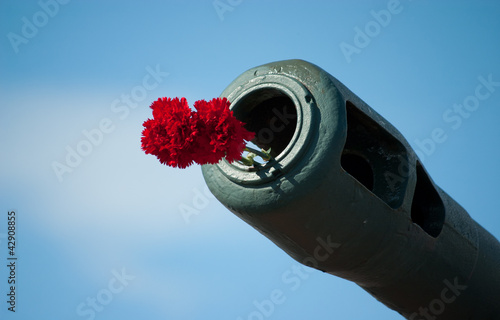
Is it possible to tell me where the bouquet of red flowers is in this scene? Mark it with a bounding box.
[141,97,268,168]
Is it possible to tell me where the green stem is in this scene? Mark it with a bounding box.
[244,147,273,161]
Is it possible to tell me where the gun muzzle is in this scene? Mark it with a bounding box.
[201,59,500,319]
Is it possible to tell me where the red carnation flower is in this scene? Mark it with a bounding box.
[194,97,255,164]
[141,97,255,168]
[141,97,199,168]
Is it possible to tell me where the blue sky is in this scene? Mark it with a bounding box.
[1,1,499,319]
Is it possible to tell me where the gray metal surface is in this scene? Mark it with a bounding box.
[201,59,500,319]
